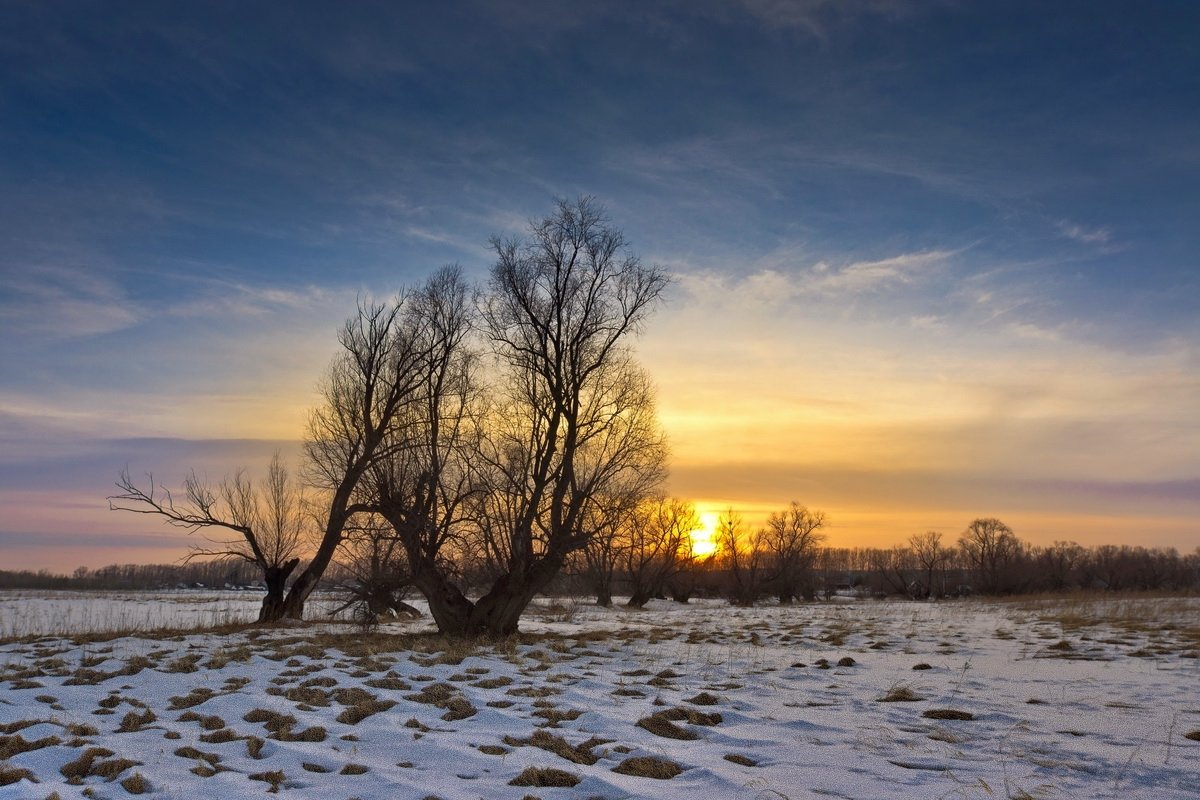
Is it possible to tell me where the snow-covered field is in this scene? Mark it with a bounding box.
[1,594,1197,799]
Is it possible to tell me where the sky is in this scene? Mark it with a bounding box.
[1,1,1197,572]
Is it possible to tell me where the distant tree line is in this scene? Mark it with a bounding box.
[559,512,1200,605]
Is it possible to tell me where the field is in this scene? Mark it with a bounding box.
[1,593,1197,799]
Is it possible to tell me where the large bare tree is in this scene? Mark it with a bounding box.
[109,451,308,621]
[764,501,826,602]
[417,197,669,635]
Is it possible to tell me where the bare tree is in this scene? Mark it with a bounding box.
[764,502,826,602]
[435,198,669,635]
[718,509,765,606]
[109,451,307,621]
[908,530,948,599]
[958,517,1023,594]
[623,496,699,608]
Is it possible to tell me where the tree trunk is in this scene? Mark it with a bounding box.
[414,554,566,637]
[257,559,299,623]
[626,588,653,608]
[594,585,612,607]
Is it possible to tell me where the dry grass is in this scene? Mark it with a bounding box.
[724,753,757,766]
[502,730,609,765]
[116,709,156,732]
[611,756,684,779]
[339,763,369,775]
[636,713,700,740]
[923,708,974,720]
[336,698,397,724]
[119,772,150,794]
[0,733,61,759]
[177,711,225,730]
[1184,730,1200,741]
[508,766,580,787]
[0,765,37,786]
[879,683,924,702]
[249,770,286,792]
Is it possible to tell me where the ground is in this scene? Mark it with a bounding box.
[0,593,1197,799]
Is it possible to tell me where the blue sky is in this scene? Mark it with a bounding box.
[2,1,1197,570]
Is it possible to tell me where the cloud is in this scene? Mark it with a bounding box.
[1057,220,1112,245]
[0,264,141,338]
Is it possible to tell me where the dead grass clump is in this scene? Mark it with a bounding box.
[612,756,684,779]
[164,654,202,673]
[116,709,156,732]
[503,730,607,765]
[332,687,375,706]
[280,725,327,742]
[405,683,477,721]
[837,656,857,667]
[199,728,241,744]
[174,746,221,766]
[685,692,719,706]
[336,699,397,725]
[723,753,756,766]
[636,714,700,740]
[167,688,216,710]
[0,720,39,735]
[249,770,286,792]
[656,707,721,726]
[0,733,61,759]
[923,709,974,720]
[89,756,141,781]
[912,663,933,670]
[365,675,412,691]
[177,711,225,730]
[478,744,508,755]
[119,772,150,794]
[532,707,583,727]
[274,686,331,706]
[879,684,924,703]
[244,708,297,733]
[246,736,266,759]
[340,763,369,775]
[507,685,561,698]
[0,765,37,785]
[1184,730,1200,741]
[473,676,513,689]
[301,762,329,773]
[509,766,580,787]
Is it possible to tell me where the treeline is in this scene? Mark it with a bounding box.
[561,513,1200,605]
[0,560,265,591]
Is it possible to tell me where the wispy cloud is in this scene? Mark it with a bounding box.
[1057,219,1112,245]
[0,264,141,338]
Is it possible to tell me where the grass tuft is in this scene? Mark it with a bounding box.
[923,708,974,720]
[611,756,684,779]
[508,766,580,787]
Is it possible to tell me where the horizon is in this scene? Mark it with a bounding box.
[2,2,1198,572]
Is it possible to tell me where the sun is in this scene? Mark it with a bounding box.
[689,511,719,558]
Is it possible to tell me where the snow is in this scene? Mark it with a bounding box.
[1,593,1197,799]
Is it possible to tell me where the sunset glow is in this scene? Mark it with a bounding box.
[688,511,720,559]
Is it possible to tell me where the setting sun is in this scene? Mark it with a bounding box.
[689,511,719,558]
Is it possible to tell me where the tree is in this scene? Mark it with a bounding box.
[622,496,700,608]
[285,292,434,620]
[374,199,668,636]
[958,517,1023,594]
[718,509,765,606]
[109,451,308,622]
[908,530,948,599]
[764,502,826,602]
